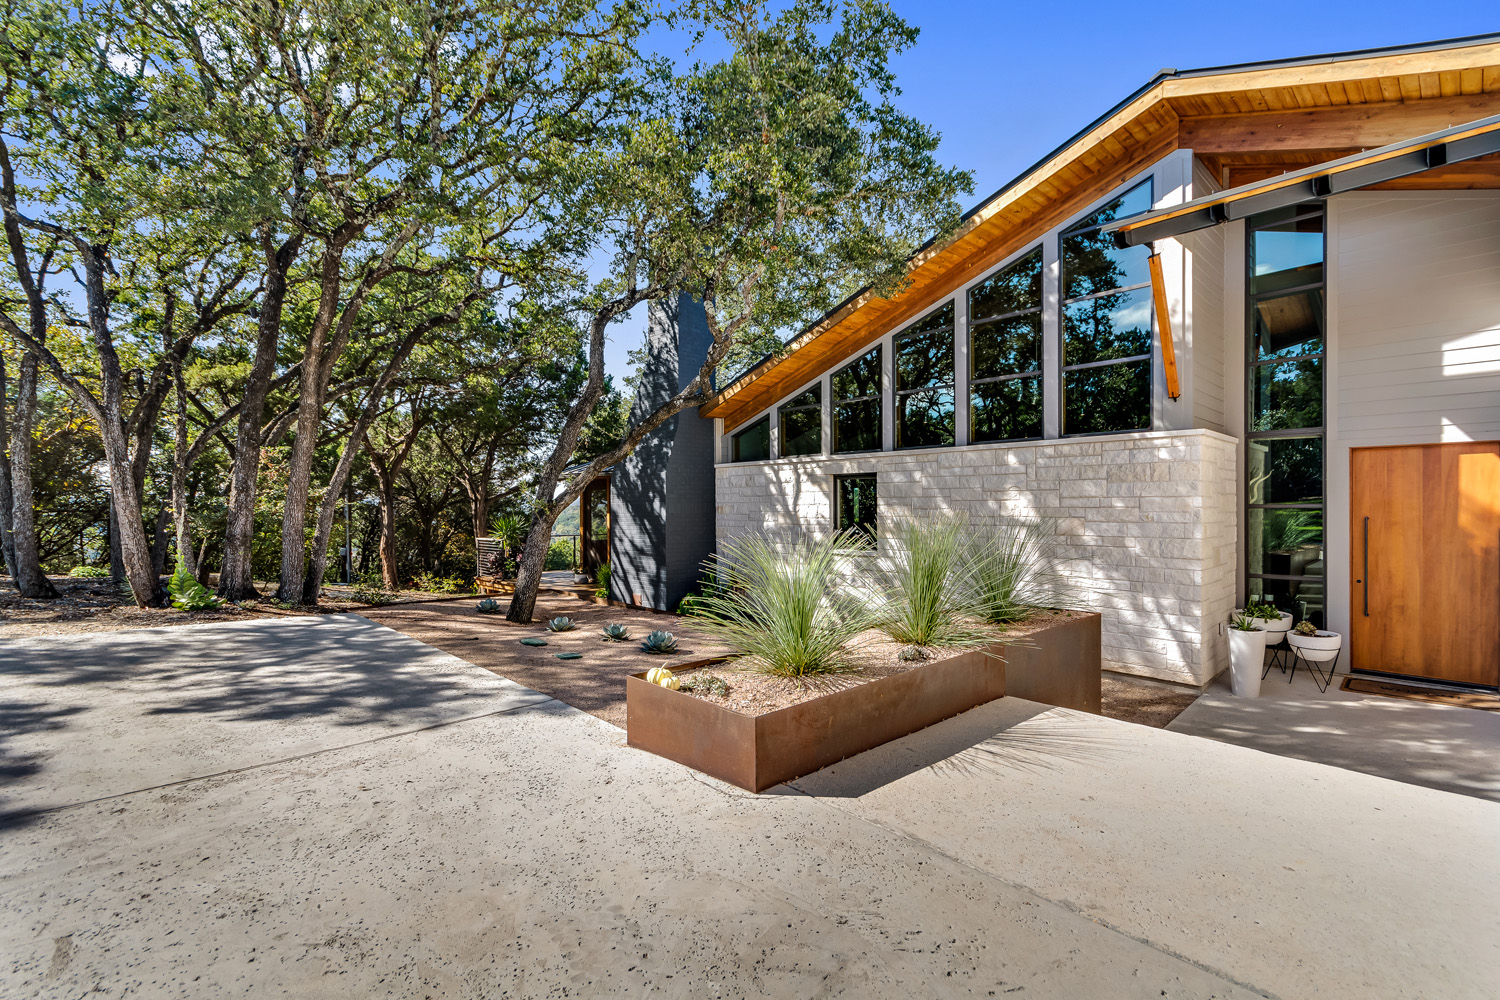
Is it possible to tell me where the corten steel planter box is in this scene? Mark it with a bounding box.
[627,612,1101,792]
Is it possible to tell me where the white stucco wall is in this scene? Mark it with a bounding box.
[715,429,1238,687]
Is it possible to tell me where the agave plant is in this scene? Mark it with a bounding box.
[641,630,679,654]
[602,622,631,641]
[545,616,577,633]
[475,598,501,614]
[683,531,875,678]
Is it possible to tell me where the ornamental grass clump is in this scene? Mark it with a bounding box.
[879,516,996,650]
[685,531,876,679]
[963,517,1076,625]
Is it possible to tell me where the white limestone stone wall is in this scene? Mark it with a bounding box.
[714,428,1238,687]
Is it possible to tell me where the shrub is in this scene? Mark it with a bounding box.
[595,563,611,600]
[544,537,575,571]
[963,518,1076,625]
[352,585,398,606]
[684,531,874,678]
[412,573,469,594]
[167,563,223,611]
[68,565,110,579]
[879,516,995,649]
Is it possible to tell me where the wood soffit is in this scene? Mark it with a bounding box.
[702,39,1500,430]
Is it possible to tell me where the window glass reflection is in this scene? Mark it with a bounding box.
[897,389,954,449]
[1251,211,1324,295]
[732,417,770,463]
[971,377,1041,442]
[1253,289,1324,359]
[779,383,821,457]
[1063,358,1150,434]
[1247,436,1323,505]
[1247,507,1324,578]
[969,247,1042,321]
[1064,286,1153,366]
[896,327,953,390]
[835,400,879,453]
[1063,235,1151,300]
[1251,357,1322,431]
[832,346,881,400]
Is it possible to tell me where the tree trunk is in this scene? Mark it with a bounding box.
[151,506,171,576]
[0,350,16,579]
[376,477,399,590]
[507,515,556,623]
[301,326,424,604]
[218,228,302,600]
[169,346,194,577]
[6,352,57,598]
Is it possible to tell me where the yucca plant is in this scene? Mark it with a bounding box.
[963,518,1076,625]
[641,630,679,654]
[684,531,875,678]
[545,616,577,632]
[602,623,631,641]
[879,515,996,649]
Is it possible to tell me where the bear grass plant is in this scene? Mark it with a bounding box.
[878,515,998,650]
[684,530,876,680]
[964,517,1077,625]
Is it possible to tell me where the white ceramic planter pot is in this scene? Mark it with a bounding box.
[1236,609,1293,638]
[1227,627,1268,697]
[1287,630,1342,663]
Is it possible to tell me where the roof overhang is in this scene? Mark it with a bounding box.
[1107,114,1500,247]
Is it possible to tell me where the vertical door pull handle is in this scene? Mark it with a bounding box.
[1362,516,1370,617]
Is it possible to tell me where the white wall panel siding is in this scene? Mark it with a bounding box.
[716,429,1239,687]
[1334,191,1500,447]
[1324,190,1500,651]
[1183,156,1227,434]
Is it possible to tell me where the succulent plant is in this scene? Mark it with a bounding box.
[641,630,679,654]
[681,673,729,696]
[1244,602,1281,621]
[476,598,501,614]
[545,616,577,632]
[1293,619,1319,636]
[1228,614,1262,632]
[601,623,631,641]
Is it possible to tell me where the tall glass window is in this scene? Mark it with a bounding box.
[1247,205,1325,625]
[894,303,956,449]
[969,247,1043,441]
[1060,179,1154,434]
[833,346,881,453]
[778,383,822,457]
[731,415,770,463]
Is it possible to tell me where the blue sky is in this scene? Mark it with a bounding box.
[602,2,1498,382]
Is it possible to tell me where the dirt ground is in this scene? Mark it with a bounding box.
[0,576,474,640]
[361,596,730,728]
[1100,673,1199,727]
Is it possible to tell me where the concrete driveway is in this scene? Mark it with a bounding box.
[2,616,1497,998]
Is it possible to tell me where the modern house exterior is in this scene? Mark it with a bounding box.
[682,33,1500,691]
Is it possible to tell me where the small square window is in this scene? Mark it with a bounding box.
[834,474,877,548]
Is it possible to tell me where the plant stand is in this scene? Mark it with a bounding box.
[1288,644,1342,693]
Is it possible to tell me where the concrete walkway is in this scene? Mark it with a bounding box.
[1170,667,1500,802]
[2,618,1496,998]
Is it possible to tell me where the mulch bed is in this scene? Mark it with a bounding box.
[1100,674,1200,728]
[360,596,730,729]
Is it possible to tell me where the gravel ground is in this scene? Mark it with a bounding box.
[361,596,730,728]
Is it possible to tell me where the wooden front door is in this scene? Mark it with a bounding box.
[1350,442,1500,686]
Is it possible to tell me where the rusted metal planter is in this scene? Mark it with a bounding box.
[627,612,1101,792]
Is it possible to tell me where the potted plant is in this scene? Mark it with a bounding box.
[1226,614,1268,697]
[1235,601,1292,639]
[1286,619,1342,662]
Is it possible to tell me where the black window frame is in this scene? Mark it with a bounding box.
[969,245,1044,443]
[1059,178,1155,436]
[832,345,883,454]
[893,301,956,450]
[777,382,823,457]
[834,473,877,549]
[730,414,771,463]
[1245,205,1327,625]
